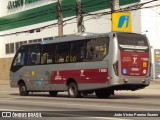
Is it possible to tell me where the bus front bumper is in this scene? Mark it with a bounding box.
[110,77,150,91]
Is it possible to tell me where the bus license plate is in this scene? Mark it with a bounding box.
[131,68,139,71]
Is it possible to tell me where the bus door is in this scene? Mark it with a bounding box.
[26,45,43,88]
[117,33,150,76]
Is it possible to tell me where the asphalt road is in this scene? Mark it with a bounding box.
[0,81,160,120]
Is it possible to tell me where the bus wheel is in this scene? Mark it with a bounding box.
[49,91,58,97]
[19,82,29,96]
[95,89,111,98]
[68,82,80,98]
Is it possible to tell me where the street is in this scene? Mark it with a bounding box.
[0,80,160,120]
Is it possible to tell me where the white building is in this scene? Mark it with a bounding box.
[0,0,160,80]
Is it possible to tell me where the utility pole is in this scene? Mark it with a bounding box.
[109,0,120,13]
[109,0,120,31]
[76,0,84,33]
[57,0,63,36]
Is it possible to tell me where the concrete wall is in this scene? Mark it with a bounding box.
[0,58,13,80]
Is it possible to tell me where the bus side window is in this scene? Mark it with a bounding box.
[13,47,26,66]
[55,42,70,63]
[71,41,86,62]
[86,37,109,61]
[28,45,41,65]
[41,44,55,64]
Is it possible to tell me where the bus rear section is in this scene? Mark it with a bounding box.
[111,32,151,91]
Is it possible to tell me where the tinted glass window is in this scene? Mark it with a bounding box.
[117,33,149,52]
[71,41,86,62]
[85,37,109,61]
[70,37,109,62]
[41,44,55,64]
[55,42,70,63]
[13,46,27,66]
[27,45,41,65]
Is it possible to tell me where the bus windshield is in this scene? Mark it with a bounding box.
[117,33,149,52]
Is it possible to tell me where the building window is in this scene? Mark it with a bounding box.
[5,43,15,54]
[15,41,27,51]
[29,39,42,43]
[43,37,53,41]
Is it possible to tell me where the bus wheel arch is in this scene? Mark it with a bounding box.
[18,80,29,96]
[66,78,81,98]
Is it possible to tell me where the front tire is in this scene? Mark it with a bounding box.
[68,82,81,98]
[19,82,29,96]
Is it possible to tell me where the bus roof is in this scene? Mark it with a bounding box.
[24,32,110,46]
[25,32,144,46]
